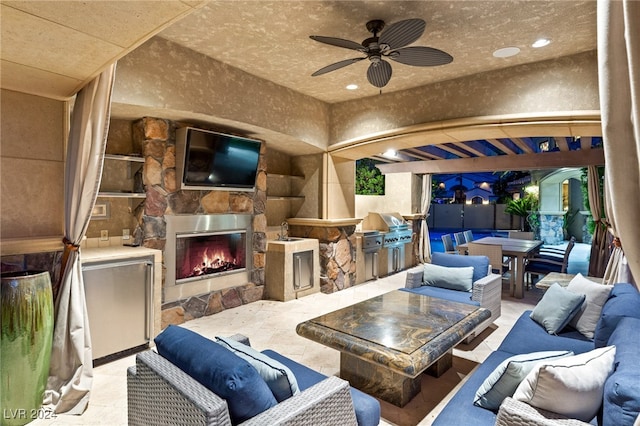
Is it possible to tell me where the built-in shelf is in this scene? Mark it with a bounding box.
[104,154,144,162]
[97,154,146,213]
[97,192,146,198]
[268,173,305,180]
[267,196,305,201]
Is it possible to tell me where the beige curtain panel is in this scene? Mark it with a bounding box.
[587,166,609,278]
[418,174,432,263]
[597,0,640,288]
[45,63,117,414]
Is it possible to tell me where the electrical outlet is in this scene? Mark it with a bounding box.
[100,230,109,241]
[122,229,130,240]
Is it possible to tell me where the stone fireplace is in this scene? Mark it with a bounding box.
[133,117,268,328]
[164,214,252,303]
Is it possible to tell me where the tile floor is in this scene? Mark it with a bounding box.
[32,271,545,426]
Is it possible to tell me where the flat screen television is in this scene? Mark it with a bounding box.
[176,127,262,191]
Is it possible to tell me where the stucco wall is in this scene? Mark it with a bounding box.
[330,50,599,144]
[0,89,66,239]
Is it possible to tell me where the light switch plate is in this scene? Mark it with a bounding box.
[100,230,109,241]
[122,229,130,240]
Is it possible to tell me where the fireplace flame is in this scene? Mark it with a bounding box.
[189,247,240,278]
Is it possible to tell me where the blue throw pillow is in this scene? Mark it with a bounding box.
[216,336,300,402]
[530,283,586,334]
[154,325,277,424]
[431,252,489,283]
[423,262,474,292]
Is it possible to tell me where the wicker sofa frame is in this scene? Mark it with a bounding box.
[127,345,359,425]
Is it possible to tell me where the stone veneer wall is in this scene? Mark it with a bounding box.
[288,224,357,293]
[539,214,565,245]
[133,117,268,328]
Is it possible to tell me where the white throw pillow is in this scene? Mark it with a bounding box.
[422,262,474,292]
[474,350,573,411]
[566,273,613,339]
[513,345,616,422]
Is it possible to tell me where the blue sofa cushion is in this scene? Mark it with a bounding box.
[431,252,489,283]
[433,350,513,425]
[594,283,640,348]
[530,283,585,335]
[261,349,381,426]
[400,286,480,306]
[603,317,640,426]
[423,262,474,292]
[215,336,300,402]
[155,325,277,424]
[497,311,593,356]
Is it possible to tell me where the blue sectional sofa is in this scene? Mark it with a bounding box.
[431,282,640,426]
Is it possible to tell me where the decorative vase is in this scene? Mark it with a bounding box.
[1,271,54,426]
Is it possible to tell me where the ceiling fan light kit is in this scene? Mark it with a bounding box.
[310,18,453,88]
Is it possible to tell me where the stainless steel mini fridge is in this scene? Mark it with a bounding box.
[82,256,154,361]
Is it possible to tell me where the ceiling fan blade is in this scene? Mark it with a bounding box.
[311,57,365,76]
[367,59,392,88]
[379,19,426,50]
[389,46,453,66]
[309,35,365,52]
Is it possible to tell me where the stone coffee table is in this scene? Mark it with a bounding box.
[296,290,490,407]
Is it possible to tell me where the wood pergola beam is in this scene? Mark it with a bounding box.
[377,148,605,174]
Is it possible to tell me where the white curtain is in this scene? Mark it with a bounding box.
[45,64,117,414]
[418,174,432,263]
[597,0,640,288]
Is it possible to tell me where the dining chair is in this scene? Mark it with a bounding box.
[508,231,534,240]
[467,242,513,288]
[463,230,474,243]
[453,232,467,246]
[441,234,457,254]
[524,237,576,288]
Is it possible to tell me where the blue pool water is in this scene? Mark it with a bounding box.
[428,229,590,276]
[429,229,508,253]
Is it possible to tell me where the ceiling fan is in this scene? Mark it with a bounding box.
[310,18,453,88]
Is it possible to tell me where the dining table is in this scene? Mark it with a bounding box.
[456,236,543,299]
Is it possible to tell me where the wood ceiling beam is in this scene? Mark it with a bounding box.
[450,142,486,157]
[485,138,519,155]
[554,137,570,151]
[433,144,472,158]
[376,148,605,175]
[509,138,535,154]
[580,136,593,150]
[402,148,441,160]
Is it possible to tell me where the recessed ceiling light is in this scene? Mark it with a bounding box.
[532,38,551,48]
[493,47,520,58]
[382,149,397,158]
[346,84,358,90]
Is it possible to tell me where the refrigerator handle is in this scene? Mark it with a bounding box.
[145,261,154,341]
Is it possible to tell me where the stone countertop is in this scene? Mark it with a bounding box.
[82,245,162,263]
[286,218,362,227]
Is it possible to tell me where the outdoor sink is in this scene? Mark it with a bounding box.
[277,237,304,242]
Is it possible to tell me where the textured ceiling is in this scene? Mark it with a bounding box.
[158,1,597,103]
[1,1,596,104]
[1,1,601,168]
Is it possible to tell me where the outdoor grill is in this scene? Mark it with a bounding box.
[365,212,413,248]
[364,212,414,275]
